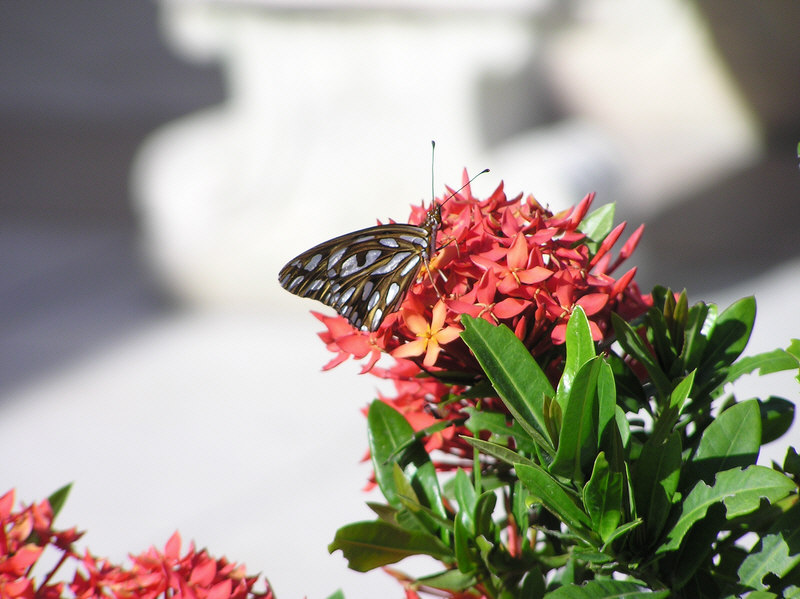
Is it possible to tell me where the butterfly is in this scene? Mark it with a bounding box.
[278,203,443,332]
[278,168,488,332]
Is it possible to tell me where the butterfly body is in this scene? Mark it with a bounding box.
[278,203,441,331]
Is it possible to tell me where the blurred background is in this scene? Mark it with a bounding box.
[1,1,798,598]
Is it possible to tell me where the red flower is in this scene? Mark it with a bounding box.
[71,532,273,599]
[311,174,651,466]
[0,489,78,599]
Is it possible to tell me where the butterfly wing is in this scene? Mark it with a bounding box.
[278,222,434,331]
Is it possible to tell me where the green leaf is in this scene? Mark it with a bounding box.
[596,360,616,449]
[647,306,679,377]
[700,296,755,371]
[725,348,800,385]
[788,339,800,383]
[416,569,477,591]
[650,370,694,446]
[460,316,555,454]
[665,503,726,590]
[463,437,535,468]
[329,520,452,572]
[544,579,669,598]
[520,567,546,598]
[583,452,623,543]
[324,590,345,599]
[738,531,800,591]
[516,463,593,540]
[783,447,800,478]
[601,519,644,550]
[681,301,713,372]
[632,431,681,544]
[454,509,477,573]
[512,480,531,534]
[667,289,689,352]
[759,396,795,444]
[612,313,672,398]
[579,202,616,244]
[474,491,497,538]
[687,399,761,487]
[551,357,602,482]
[47,483,73,519]
[393,462,421,505]
[367,401,445,518]
[453,468,477,529]
[463,407,537,455]
[557,305,596,409]
[658,465,796,554]
[738,501,800,591]
[614,405,631,451]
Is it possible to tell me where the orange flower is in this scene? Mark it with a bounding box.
[391,300,462,367]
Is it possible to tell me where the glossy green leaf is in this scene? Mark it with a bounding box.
[460,316,555,454]
[658,465,796,554]
[511,480,530,534]
[650,370,694,447]
[583,452,623,543]
[601,519,643,551]
[687,399,761,487]
[464,437,535,468]
[47,483,72,519]
[557,305,596,409]
[788,339,800,383]
[701,296,755,371]
[668,289,689,351]
[681,301,713,372]
[579,202,616,244]
[367,401,445,518]
[647,306,679,377]
[614,405,631,451]
[393,462,421,505]
[453,469,477,531]
[632,431,681,542]
[454,509,476,573]
[324,590,345,599]
[516,463,593,539]
[551,357,602,482]
[474,491,497,539]
[544,579,669,598]
[365,502,423,531]
[329,520,452,571]
[596,360,616,448]
[725,348,799,385]
[463,407,537,455]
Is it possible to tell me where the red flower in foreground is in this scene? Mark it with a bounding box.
[1,488,272,599]
[72,532,273,599]
[0,489,82,599]
[315,174,651,460]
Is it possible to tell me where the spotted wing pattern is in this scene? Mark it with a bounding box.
[278,205,440,332]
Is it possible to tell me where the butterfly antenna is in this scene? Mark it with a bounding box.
[438,167,490,208]
[431,140,436,205]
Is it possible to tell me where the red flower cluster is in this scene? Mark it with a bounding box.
[315,174,650,460]
[0,489,81,599]
[0,489,272,599]
[72,533,271,599]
